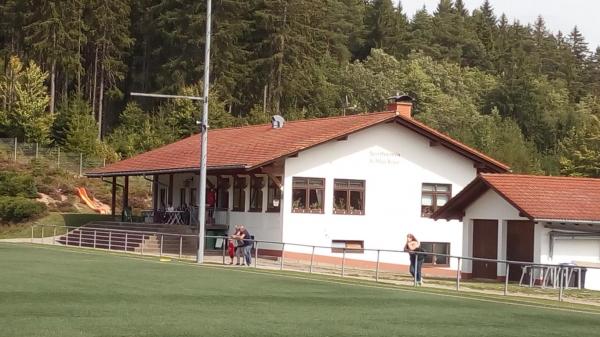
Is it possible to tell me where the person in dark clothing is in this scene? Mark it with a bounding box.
[232,225,252,266]
[404,233,425,285]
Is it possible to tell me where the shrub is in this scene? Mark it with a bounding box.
[0,196,47,222]
[0,171,37,197]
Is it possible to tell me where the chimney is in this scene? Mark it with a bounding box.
[386,94,414,118]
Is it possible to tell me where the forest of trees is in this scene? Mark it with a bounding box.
[0,0,599,176]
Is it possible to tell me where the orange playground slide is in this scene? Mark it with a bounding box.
[76,187,111,214]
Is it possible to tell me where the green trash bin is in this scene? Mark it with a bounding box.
[205,230,216,250]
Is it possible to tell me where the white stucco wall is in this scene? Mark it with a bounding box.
[281,122,478,269]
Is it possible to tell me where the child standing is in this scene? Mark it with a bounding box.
[227,237,236,265]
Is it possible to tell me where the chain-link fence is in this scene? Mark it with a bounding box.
[0,137,106,175]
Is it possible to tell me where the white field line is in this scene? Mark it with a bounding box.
[5,242,600,316]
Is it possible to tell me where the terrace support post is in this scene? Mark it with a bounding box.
[79,230,82,247]
[168,174,174,207]
[341,248,346,277]
[123,176,129,221]
[280,243,285,270]
[111,176,117,216]
[108,231,112,250]
[310,246,315,274]
[152,175,159,212]
[375,250,380,282]
[93,230,97,249]
[13,138,17,162]
[57,146,60,167]
[504,263,510,296]
[35,143,39,159]
[125,232,129,251]
[456,258,461,291]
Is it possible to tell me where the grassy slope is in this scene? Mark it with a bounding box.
[0,243,598,337]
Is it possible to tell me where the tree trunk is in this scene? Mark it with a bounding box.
[92,45,99,117]
[50,58,56,114]
[98,59,104,140]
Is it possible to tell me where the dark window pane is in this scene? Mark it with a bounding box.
[349,190,363,212]
[292,188,306,210]
[309,189,323,210]
[334,190,347,211]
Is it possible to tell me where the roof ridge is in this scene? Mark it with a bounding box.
[481,173,600,182]
[206,111,396,133]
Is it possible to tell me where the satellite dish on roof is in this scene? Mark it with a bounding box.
[271,115,285,129]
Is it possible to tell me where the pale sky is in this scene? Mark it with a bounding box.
[400,0,600,49]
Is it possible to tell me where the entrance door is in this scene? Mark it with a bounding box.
[506,220,535,281]
[472,219,498,279]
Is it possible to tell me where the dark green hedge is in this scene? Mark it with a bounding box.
[0,197,46,222]
[0,171,37,198]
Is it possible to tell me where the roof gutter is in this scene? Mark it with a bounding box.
[536,218,600,226]
[85,165,247,178]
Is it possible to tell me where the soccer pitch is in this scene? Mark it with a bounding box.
[1,243,599,337]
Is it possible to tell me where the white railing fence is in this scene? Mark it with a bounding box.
[29,224,599,303]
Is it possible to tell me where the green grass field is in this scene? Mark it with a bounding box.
[1,243,599,337]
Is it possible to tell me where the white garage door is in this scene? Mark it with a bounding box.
[553,238,600,291]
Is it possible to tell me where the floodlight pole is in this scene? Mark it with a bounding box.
[197,0,212,264]
[130,0,212,264]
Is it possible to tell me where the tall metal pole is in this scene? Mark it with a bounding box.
[197,0,212,264]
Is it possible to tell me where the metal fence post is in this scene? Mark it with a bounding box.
[79,153,83,177]
[108,231,112,250]
[79,229,82,247]
[13,138,17,162]
[41,226,44,244]
[57,146,60,167]
[35,142,39,159]
[53,226,57,245]
[254,241,258,268]
[66,227,69,246]
[504,263,510,296]
[160,235,163,257]
[341,248,346,277]
[375,250,380,282]
[125,232,129,251]
[31,225,34,243]
[141,235,144,255]
[280,243,285,270]
[310,246,315,273]
[179,235,183,260]
[456,257,461,291]
[93,230,97,249]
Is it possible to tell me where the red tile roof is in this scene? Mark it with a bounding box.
[434,174,600,222]
[87,112,509,177]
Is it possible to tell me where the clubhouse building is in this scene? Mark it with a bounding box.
[87,96,600,288]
